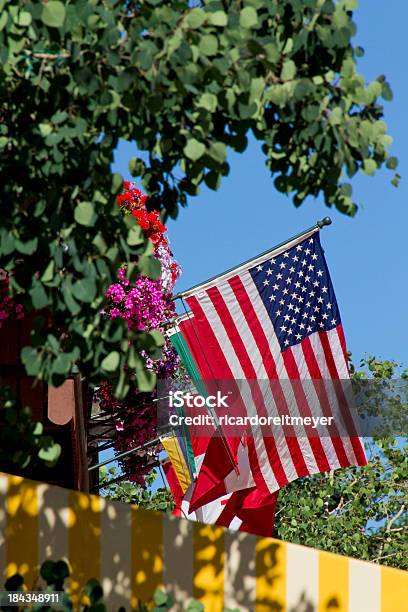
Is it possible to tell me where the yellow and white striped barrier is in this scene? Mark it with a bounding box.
[0,473,406,611]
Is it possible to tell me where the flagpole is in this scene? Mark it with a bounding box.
[172,216,332,301]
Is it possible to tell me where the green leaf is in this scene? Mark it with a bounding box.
[148,329,165,347]
[74,201,96,226]
[184,138,206,161]
[208,141,227,163]
[239,7,258,28]
[138,255,161,279]
[281,59,296,81]
[30,284,49,309]
[21,346,42,376]
[197,92,217,112]
[41,1,66,28]
[154,589,170,606]
[136,367,156,392]
[39,122,53,136]
[18,11,32,26]
[208,11,228,27]
[41,260,55,283]
[386,156,398,170]
[101,351,120,372]
[52,352,71,375]
[199,35,218,56]
[362,159,377,176]
[15,237,38,255]
[382,82,393,101]
[129,157,145,177]
[72,278,96,303]
[0,12,8,32]
[187,8,205,29]
[127,225,144,246]
[329,107,343,126]
[38,443,61,465]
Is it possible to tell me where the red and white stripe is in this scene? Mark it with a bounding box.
[183,229,366,496]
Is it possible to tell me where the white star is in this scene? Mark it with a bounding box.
[257,265,263,271]
[301,259,307,267]
[269,294,276,301]
[306,301,311,307]
[295,333,302,341]
[270,258,276,265]
[291,317,296,324]
[283,288,289,295]
[266,268,273,276]
[309,238,314,244]
[298,270,304,277]
[283,252,290,258]
[313,280,319,287]
[322,286,328,293]
[284,314,290,321]
[288,303,294,311]
[290,267,296,274]
[307,325,312,333]
[322,313,329,320]
[277,273,283,280]
[310,315,316,322]
[294,306,300,314]
[314,306,320,313]
[273,283,279,290]
[317,269,323,277]
[302,312,308,319]
[291,292,298,299]
[287,328,293,335]
[299,322,305,330]
[279,299,285,306]
[331,318,337,325]
[305,248,311,255]
[317,297,324,304]
[284,339,290,346]
[286,277,292,284]
[309,291,315,298]
[295,281,301,288]
[327,302,332,310]
[293,255,299,262]
[280,324,287,332]
[308,264,314,272]
[298,296,304,303]
[312,253,318,261]
[319,321,325,328]
[263,279,270,286]
[301,286,307,293]
[296,245,303,251]
[276,309,281,316]
[279,262,286,269]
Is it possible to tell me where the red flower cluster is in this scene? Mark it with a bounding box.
[117,182,167,246]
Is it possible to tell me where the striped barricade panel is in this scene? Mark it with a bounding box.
[0,473,406,611]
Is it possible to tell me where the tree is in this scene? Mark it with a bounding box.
[99,466,175,511]
[0,0,398,392]
[274,357,408,570]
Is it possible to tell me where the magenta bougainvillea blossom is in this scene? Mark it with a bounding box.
[98,183,181,486]
[105,270,172,332]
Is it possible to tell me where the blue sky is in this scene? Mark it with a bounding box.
[113,1,408,370]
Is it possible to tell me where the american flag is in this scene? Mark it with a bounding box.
[183,227,367,498]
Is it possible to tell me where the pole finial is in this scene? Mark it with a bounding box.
[317,216,332,228]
